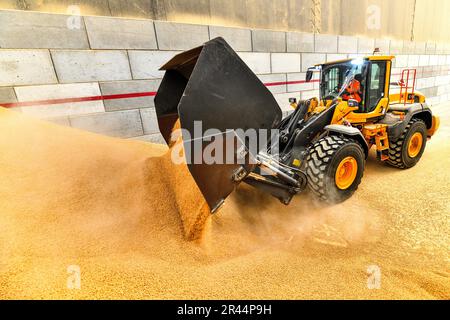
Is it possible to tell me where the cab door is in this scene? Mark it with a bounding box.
[347,59,391,122]
[365,60,390,115]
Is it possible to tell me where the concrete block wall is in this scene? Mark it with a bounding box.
[1,9,450,143]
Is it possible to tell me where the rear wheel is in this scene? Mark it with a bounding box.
[306,136,365,203]
[386,118,427,169]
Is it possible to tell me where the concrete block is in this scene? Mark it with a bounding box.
[237,52,271,74]
[154,21,209,50]
[427,77,436,88]
[390,40,404,55]
[403,41,415,54]
[84,16,157,50]
[271,53,300,73]
[429,55,439,66]
[394,55,408,68]
[313,75,320,89]
[419,55,430,67]
[301,90,320,100]
[438,55,447,66]
[140,108,159,135]
[435,43,446,54]
[375,39,390,54]
[286,73,313,92]
[357,38,375,54]
[69,109,143,138]
[414,42,426,54]
[421,87,438,98]
[314,34,338,53]
[415,78,426,90]
[128,50,180,80]
[258,74,287,94]
[427,96,440,106]
[273,92,300,113]
[348,54,366,60]
[252,29,286,52]
[390,68,402,82]
[0,87,17,104]
[51,50,131,83]
[439,94,448,103]
[437,85,447,96]
[415,66,425,78]
[425,42,436,55]
[338,36,358,54]
[100,79,161,111]
[437,44,446,55]
[416,78,434,90]
[0,50,57,86]
[14,83,105,118]
[301,53,326,72]
[435,75,447,86]
[0,10,89,49]
[130,133,166,144]
[209,26,252,51]
[408,55,420,67]
[326,54,347,62]
[432,65,441,74]
[287,32,314,53]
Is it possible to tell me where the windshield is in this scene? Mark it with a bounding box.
[320,59,368,104]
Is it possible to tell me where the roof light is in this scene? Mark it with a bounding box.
[351,58,364,65]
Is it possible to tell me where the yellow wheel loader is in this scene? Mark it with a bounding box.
[154,38,440,213]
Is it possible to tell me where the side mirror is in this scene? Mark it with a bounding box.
[305,70,313,82]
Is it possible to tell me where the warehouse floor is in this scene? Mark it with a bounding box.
[0,103,448,300]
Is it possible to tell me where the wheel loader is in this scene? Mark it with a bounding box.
[154,37,440,213]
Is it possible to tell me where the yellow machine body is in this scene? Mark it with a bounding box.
[297,55,440,160]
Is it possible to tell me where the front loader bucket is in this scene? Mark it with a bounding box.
[154,37,282,212]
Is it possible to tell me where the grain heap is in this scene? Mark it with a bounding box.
[0,107,448,299]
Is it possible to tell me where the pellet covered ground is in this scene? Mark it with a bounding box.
[0,103,449,299]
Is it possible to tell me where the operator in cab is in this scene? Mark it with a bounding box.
[341,75,363,103]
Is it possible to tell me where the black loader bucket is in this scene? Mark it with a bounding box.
[154,37,282,212]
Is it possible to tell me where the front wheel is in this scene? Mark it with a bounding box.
[306,135,365,203]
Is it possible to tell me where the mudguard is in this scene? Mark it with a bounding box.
[386,103,433,140]
[324,124,370,157]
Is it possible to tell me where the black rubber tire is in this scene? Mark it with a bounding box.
[306,135,365,203]
[386,118,427,169]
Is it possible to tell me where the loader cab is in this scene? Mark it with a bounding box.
[313,56,393,118]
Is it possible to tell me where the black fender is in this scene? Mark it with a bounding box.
[324,124,369,159]
[387,103,433,141]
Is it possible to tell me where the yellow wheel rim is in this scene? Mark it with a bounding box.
[408,132,423,158]
[335,156,358,190]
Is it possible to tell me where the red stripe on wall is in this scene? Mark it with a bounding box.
[1,81,319,108]
[1,67,449,109]
[265,79,320,86]
[1,91,157,108]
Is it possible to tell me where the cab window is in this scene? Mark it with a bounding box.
[323,67,340,97]
[366,61,387,112]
